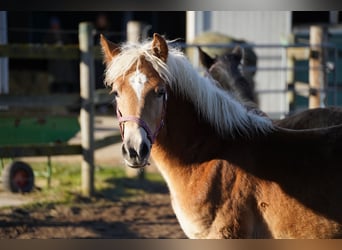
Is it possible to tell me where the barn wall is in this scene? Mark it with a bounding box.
[190,11,292,118]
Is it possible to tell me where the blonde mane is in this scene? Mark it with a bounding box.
[104,39,274,137]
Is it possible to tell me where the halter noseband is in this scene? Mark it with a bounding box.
[116,93,167,145]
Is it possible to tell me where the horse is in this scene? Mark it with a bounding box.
[198,45,342,129]
[198,45,258,107]
[187,31,258,87]
[101,33,342,239]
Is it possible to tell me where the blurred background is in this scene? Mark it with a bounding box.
[2,11,342,117]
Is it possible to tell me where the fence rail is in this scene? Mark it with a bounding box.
[0,44,103,60]
[0,89,112,108]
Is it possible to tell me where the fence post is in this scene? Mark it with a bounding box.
[79,22,95,196]
[286,55,296,113]
[309,25,326,109]
[0,11,9,95]
[127,21,150,43]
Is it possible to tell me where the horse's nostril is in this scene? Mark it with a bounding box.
[128,148,138,158]
[139,143,149,158]
[122,144,137,158]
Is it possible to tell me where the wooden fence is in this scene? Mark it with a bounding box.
[0,22,120,196]
[286,25,327,111]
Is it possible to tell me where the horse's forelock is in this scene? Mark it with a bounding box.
[104,40,174,88]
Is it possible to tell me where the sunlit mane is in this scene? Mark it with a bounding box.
[104,39,174,86]
[104,39,274,137]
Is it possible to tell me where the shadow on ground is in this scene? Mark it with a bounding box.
[94,176,169,202]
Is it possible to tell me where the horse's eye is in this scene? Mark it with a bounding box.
[156,87,166,98]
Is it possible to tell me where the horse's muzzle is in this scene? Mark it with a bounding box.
[121,143,150,169]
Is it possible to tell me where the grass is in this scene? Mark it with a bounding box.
[0,159,167,209]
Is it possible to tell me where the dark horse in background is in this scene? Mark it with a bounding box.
[101,33,342,238]
[188,31,258,102]
[198,45,342,129]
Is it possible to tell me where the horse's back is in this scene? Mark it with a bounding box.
[275,107,342,129]
[260,123,342,170]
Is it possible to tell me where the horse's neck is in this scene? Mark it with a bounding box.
[151,91,246,185]
[212,66,250,101]
[229,74,258,106]
[210,66,235,92]
[155,93,222,156]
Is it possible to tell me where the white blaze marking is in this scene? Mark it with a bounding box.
[129,70,147,101]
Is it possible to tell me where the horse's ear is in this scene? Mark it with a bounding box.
[100,34,120,64]
[198,47,215,69]
[151,33,168,62]
[232,46,244,62]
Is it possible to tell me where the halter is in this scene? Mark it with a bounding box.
[116,92,167,145]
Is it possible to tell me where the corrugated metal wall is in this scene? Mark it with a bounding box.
[193,11,292,118]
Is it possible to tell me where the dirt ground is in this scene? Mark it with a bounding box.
[0,116,187,239]
[0,188,186,239]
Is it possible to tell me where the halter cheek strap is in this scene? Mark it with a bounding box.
[116,93,167,145]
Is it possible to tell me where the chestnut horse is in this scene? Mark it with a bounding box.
[198,46,342,129]
[101,33,342,239]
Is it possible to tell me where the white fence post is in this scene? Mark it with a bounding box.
[309,25,326,109]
